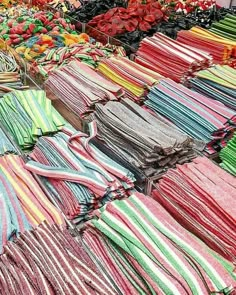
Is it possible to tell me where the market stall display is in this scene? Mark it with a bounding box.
[145,78,236,154]
[152,156,236,264]
[0,1,235,294]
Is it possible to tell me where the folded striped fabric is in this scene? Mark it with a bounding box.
[191,65,236,110]
[0,155,64,227]
[97,56,163,102]
[145,78,236,154]
[135,32,212,83]
[0,89,65,149]
[0,161,31,253]
[31,42,126,78]
[210,13,236,41]
[220,132,236,175]
[83,193,236,294]
[25,125,135,222]
[153,156,236,264]
[45,61,124,118]
[0,222,116,295]
[177,27,236,63]
[0,126,18,155]
[94,98,195,180]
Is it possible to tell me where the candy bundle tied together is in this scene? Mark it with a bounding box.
[97,56,162,102]
[152,156,236,264]
[83,193,236,295]
[0,89,65,149]
[191,65,236,110]
[45,61,124,117]
[25,124,135,222]
[136,33,212,83]
[0,222,116,295]
[93,99,195,180]
[145,78,236,154]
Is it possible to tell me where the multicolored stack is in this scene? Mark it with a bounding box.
[0,126,18,155]
[0,153,64,253]
[177,27,236,64]
[25,124,135,222]
[220,133,236,175]
[210,13,236,40]
[153,156,236,264]
[30,42,126,78]
[83,193,236,295]
[45,61,124,117]
[136,33,212,83]
[0,46,26,96]
[191,65,236,110]
[0,11,76,46]
[145,78,236,154]
[97,56,162,102]
[0,157,31,253]
[0,89,65,149]
[0,222,116,294]
[94,99,195,179]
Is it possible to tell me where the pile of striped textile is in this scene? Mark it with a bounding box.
[93,99,196,179]
[152,156,236,265]
[25,125,135,222]
[0,155,64,227]
[177,27,236,64]
[135,33,212,83]
[45,61,124,118]
[0,222,116,295]
[220,132,236,175]
[83,193,236,295]
[145,78,236,154]
[191,65,236,110]
[32,42,126,78]
[97,57,162,102]
[0,90,65,149]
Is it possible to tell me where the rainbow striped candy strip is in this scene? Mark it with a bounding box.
[84,193,235,294]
